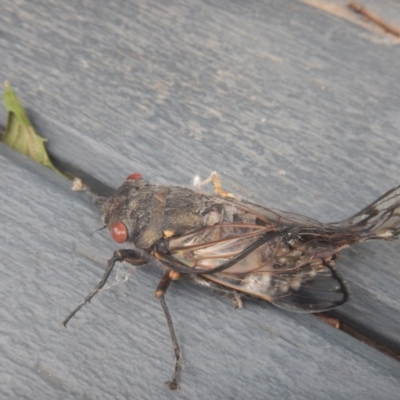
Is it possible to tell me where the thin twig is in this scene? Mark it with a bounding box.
[348,2,400,38]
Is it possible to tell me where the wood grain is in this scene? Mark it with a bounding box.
[1,0,400,397]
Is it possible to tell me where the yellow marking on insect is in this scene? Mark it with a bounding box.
[169,270,181,281]
[163,229,175,238]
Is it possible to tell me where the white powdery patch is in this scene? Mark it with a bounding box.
[242,273,271,293]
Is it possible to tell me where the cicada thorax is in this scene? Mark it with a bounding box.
[102,175,233,250]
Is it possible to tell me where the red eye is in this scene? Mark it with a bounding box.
[110,221,128,243]
[126,173,142,181]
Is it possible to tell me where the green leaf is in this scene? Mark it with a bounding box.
[2,81,66,177]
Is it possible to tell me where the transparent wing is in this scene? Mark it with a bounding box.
[203,260,348,312]
[220,196,327,229]
[271,262,348,312]
[168,224,278,273]
[167,219,349,312]
[165,185,400,311]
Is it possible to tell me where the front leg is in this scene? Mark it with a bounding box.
[154,270,184,390]
[62,248,149,327]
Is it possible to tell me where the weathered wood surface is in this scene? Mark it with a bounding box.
[1,0,400,398]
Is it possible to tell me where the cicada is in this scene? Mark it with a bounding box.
[63,172,400,389]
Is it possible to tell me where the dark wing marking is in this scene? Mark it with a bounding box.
[332,185,400,239]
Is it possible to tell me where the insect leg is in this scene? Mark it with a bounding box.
[193,171,234,197]
[188,275,243,308]
[155,271,183,390]
[62,249,149,327]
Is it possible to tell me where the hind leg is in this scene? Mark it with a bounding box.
[192,171,235,198]
[188,275,243,309]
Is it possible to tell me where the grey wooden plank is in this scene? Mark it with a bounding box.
[1,0,400,397]
[5,0,400,349]
[1,142,400,399]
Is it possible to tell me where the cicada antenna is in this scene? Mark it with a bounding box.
[90,225,107,237]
